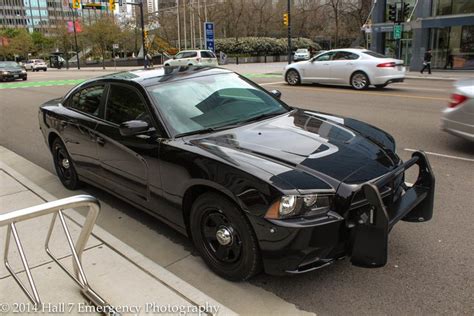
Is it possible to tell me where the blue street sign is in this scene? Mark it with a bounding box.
[204,22,215,52]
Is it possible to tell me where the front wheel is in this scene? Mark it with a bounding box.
[190,192,261,281]
[286,69,301,85]
[52,138,81,190]
[350,72,369,90]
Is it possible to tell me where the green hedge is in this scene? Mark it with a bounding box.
[215,37,320,56]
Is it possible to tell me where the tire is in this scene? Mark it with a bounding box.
[190,192,261,281]
[285,69,301,85]
[164,63,170,67]
[23,77,27,81]
[374,84,387,89]
[350,71,370,90]
[51,138,81,190]
[43,68,47,72]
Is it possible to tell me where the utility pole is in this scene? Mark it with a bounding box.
[177,0,181,50]
[139,0,147,68]
[183,0,187,49]
[70,5,80,69]
[287,0,292,64]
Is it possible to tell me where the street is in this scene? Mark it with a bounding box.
[1,67,473,314]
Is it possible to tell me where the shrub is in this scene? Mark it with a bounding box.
[215,37,320,56]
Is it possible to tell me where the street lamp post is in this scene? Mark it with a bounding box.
[287,0,292,64]
[126,0,148,69]
[70,5,80,70]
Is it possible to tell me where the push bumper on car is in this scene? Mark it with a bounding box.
[252,151,435,275]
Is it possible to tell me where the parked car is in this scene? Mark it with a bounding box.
[293,48,311,61]
[284,48,406,90]
[24,59,48,72]
[163,50,218,67]
[0,61,27,81]
[441,79,474,141]
[39,67,434,281]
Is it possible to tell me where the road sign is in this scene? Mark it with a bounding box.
[393,24,402,39]
[204,22,215,52]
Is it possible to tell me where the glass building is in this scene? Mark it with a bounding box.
[0,0,112,34]
[370,0,474,70]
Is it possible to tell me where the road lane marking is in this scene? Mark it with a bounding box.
[259,81,286,86]
[0,79,85,89]
[404,148,474,162]
[273,84,448,101]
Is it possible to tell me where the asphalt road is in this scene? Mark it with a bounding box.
[1,69,473,315]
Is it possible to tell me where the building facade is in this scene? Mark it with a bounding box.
[0,0,112,34]
[370,0,474,70]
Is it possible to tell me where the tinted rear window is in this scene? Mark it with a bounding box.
[363,51,388,58]
[201,51,216,58]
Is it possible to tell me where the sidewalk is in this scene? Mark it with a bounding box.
[406,70,473,81]
[0,145,236,315]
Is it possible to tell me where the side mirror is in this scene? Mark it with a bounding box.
[270,89,282,99]
[119,120,150,136]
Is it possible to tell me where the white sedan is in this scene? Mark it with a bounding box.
[164,50,218,67]
[284,48,405,90]
[441,79,474,141]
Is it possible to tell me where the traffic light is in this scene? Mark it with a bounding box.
[72,0,81,9]
[403,2,411,19]
[109,0,115,11]
[283,13,289,27]
[144,30,148,38]
[388,4,397,22]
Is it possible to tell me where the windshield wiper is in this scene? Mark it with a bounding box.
[174,125,237,138]
[239,111,287,125]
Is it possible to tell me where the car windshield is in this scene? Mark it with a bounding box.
[0,61,21,68]
[296,49,308,53]
[363,50,388,58]
[147,73,289,136]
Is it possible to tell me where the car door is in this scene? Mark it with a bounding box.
[200,51,217,66]
[61,84,105,180]
[94,82,161,206]
[171,52,184,66]
[305,52,335,83]
[329,51,360,83]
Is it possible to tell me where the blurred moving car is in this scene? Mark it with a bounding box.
[164,50,218,67]
[293,48,311,61]
[0,61,27,81]
[284,48,406,90]
[24,59,48,72]
[441,79,474,141]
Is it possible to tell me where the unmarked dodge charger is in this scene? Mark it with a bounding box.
[39,67,435,281]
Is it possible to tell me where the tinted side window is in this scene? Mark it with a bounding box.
[183,52,198,58]
[69,85,105,116]
[332,52,360,60]
[105,85,151,125]
[315,52,333,61]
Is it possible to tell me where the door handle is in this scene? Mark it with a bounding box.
[96,136,105,146]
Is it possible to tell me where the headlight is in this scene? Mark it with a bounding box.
[266,194,334,219]
[21,69,26,73]
[2,71,9,75]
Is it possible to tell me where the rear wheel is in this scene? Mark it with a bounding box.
[43,68,47,72]
[350,71,369,90]
[190,192,261,281]
[286,69,301,85]
[52,138,81,190]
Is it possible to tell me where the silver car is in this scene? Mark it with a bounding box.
[441,79,474,141]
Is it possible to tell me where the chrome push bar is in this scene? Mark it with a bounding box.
[0,195,117,314]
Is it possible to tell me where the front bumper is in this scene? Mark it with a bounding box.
[0,73,27,80]
[251,151,435,275]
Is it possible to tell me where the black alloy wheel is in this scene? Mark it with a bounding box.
[52,138,81,190]
[190,192,261,281]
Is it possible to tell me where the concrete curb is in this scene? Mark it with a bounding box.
[405,75,459,81]
[0,145,237,315]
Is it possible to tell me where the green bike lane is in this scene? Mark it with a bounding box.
[0,73,281,90]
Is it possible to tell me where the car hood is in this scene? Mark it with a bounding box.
[190,109,400,188]
[0,67,22,71]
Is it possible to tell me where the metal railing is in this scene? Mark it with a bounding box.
[0,195,117,314]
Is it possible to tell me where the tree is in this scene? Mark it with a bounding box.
[9,30,34,60]
[83,16,121,69]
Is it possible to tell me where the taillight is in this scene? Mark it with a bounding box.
[377,62,396,68]
[448,93,468,108]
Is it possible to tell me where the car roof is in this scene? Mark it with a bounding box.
[324,48,368,53]
[96,66,233,88]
